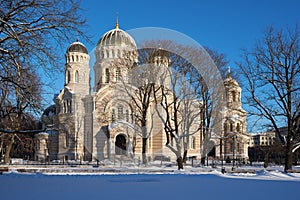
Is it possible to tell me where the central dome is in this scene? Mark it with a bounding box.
[97,24,136,48]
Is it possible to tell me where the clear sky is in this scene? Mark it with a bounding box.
[45,0,300,131]
[81,0,299,66]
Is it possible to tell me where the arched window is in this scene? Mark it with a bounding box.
[75,70,79,83]
[76,55,79,62]
[118,105,123,120]
[190,136,195,149]
[69,100,72,113]
[72,55,74,62]
[105,68,110,83]
[125,109,129,122]
[230,123,233,132]
[224,123,227,133]
[236,123,240,132]
[232,91,236,102]
[66,70,71,84]
[63,101,67,113]
[111,109,115,122]
[116,67,121,82]
[65,132,69,148]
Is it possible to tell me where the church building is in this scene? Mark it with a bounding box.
[35,21,248,163]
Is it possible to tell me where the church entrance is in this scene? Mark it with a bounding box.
[115,134,126,155]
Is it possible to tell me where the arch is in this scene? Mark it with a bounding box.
[115,134,126,155]
[75,70,79,83]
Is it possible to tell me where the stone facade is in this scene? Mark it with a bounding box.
[39,22,248,162]
[215,69,248,161]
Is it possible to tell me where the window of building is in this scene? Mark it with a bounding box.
[232,91,236,102]
[190,136,195,149]
[63,101,66,113]
[75,70,79,83]
[118,106,123,120]
[68,100,72,113]
[126,109,129,122]
[105,68,110,83]
[116,67,121,82]
[66,70,71,84]
[236,123,240,132]
[65,133,69,148]
[111,109,115,122]
[230,123,233,132]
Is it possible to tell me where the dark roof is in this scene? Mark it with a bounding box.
[66,41,88,54]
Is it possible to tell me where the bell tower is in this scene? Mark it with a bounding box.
[224,67,242,110]
[65,40,90,95]
[221,67,248,162]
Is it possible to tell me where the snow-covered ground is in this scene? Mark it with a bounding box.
[1,161,300,200]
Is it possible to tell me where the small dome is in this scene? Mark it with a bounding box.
[224,77,239,87]
[67,40,88,54]
[42,105,56,117]
[224,67,240,87]
[149,48,170,60]
[97,27,136,48]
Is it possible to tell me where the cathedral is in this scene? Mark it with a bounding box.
[35,21,248,163]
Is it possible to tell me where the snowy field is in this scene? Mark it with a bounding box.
[1,164,300,200]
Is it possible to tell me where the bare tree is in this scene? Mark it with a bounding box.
[0,0,88,115]
[153,66,202,170]
[0,0,88,162]
[0,68,42,163]
[110,47,161,164]
[238,25,300,171]
[190,47,229,164]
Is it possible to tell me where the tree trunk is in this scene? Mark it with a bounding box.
[284,139,293,172]
[4,134,15,164]
[263,152,269,168]
[177,156,184,170]
[183,149,188,164]
[142,137,147,164]
[201,156,206,165]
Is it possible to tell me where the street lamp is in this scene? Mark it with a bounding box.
[232,135,237,171]
[220,138,223,167]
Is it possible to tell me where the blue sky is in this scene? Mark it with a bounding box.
[81,0,299,67]
[45,0,299,131]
